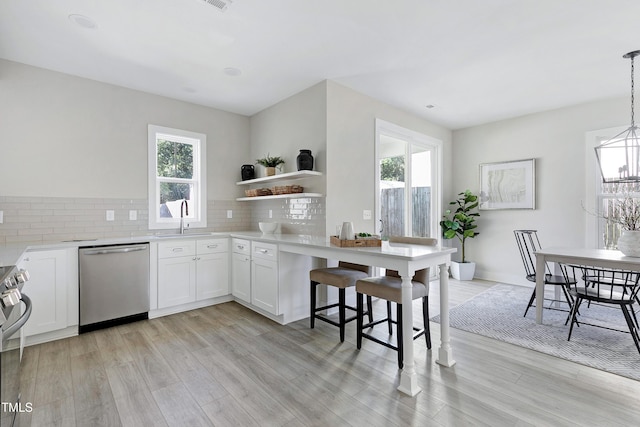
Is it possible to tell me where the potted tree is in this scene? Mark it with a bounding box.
[256,154,285,176]
[440,190,480,280]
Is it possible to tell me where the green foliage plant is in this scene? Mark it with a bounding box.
[380,155,404,182]
[256,154,285,170]
[439,190,480,263]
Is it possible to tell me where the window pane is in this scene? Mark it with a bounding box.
[411,146,431,238]
[159,182,193,218]
[380,144,406,238]
[157,139,193,179]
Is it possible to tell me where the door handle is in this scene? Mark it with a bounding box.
[3,294,32,338]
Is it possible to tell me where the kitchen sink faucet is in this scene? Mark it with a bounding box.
[180,200,188,234]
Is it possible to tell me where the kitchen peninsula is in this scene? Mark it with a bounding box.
[3,232,456,397]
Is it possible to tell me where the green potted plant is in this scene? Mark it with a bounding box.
[256,154,285,176]
[440,190,480,280]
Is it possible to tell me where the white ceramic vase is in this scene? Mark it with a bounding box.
[616,230,640,257]
[450,261,476,280]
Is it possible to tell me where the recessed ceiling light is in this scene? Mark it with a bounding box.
[68,14,97,29]
[223,67,242,77]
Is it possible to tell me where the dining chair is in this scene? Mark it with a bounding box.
[514,229,576,317]
[310,262,373,342]
[565,265,640,354]
[355,236,435,368]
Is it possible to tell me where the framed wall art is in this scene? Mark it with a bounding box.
[479,158,536,210]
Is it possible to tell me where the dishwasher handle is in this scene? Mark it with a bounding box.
[82,245,149,255]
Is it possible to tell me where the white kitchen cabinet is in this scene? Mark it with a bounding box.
[158,255,197,308]
[230,238,313,324]
[250,241,279,314]
[18,248,78,340]
[196,239,229,300]
[231,238,251,302]
[157,238,229,309]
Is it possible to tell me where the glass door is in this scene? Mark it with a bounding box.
[375,120,442,240]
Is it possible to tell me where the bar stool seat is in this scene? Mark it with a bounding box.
[356,236,435,368]
[310,262,373,342]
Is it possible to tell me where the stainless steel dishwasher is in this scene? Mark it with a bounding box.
[79,243,150,333]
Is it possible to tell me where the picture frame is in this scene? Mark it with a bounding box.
[479,158,536,210]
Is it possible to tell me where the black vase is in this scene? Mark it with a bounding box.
[241,164,255,181]
[296,149,314,171]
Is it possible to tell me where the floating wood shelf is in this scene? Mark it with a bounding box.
[236,192,324,201]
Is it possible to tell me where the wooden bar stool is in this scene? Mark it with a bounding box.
[355,236,435,368]
[310,262,373,342]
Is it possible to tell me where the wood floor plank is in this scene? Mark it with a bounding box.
[32,342,73,407]
[193,345,297,426]
[69,350,120,426]
[28,396,76,427]
[151,382,213,427]
[120,330,181,392]
[105,361,168,427]
[201,395,260,427]
[151,332,229,406]
[238,353,351,426]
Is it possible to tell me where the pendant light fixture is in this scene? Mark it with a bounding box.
[595,50,640,183]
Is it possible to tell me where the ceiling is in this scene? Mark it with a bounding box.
[2,0,640,130]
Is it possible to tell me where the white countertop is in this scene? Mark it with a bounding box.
[0,231,455,266]
[0,232,228,266]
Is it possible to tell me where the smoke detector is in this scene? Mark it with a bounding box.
[199,0,235,12]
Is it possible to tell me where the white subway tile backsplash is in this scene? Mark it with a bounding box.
[0,195,325,244]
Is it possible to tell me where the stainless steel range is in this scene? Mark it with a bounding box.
[0,265,32,427]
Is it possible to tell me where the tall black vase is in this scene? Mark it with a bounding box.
[296,149,314,171]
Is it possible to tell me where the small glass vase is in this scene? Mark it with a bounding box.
[616,230,640,257]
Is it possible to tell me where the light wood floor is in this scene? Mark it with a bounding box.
[17,279,640,426]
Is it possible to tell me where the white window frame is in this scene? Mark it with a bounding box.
[586,125,627,248]
[374,119,443,239]
[148,124,207,230]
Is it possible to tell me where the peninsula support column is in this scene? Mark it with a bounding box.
[436,262,455,367]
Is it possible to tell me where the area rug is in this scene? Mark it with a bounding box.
[430,283,640,381]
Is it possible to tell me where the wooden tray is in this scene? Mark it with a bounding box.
[330,235,382,247]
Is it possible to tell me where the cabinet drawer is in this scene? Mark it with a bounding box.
[158,240,197,259]
[197,238,228,254]
[232,238,251,255]
[252,241,278,261]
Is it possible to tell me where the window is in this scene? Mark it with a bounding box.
[587,126,639,249]
[148,125,207,230]
[375,119,442,239]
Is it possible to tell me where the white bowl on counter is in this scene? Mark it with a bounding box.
[259,222,278,234]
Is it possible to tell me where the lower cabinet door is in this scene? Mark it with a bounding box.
[19,249,69,336]
[158,256,196,308]
[232,252,251,303]
[196,252,229,300]
[251,257,278,314]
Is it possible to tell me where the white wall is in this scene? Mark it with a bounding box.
[249,81,327,193]
[452,97,629,285]
[0,59,250,200]
[325,81,452,237]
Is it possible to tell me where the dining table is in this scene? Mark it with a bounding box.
[276,235,457,397]
[534,246,640,323]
